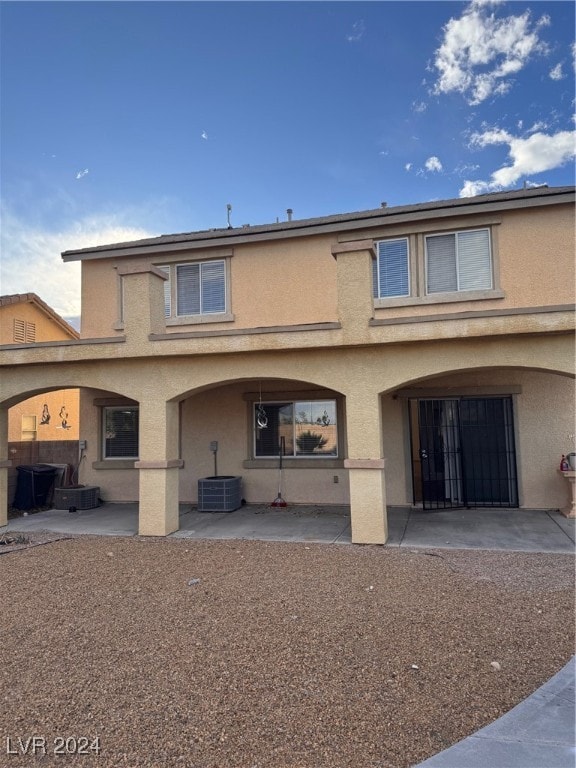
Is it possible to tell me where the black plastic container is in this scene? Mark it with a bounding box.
[13,464,58,510]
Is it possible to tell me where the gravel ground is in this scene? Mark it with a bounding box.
[0,533,574,768]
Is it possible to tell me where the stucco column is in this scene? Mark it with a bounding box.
[0,408,9,528]
[332,240,376,336]
[344,391,388,544]
[135,399,182,536]
[117,265,167,343]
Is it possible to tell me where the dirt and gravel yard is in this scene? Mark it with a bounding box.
[0,533,574,768]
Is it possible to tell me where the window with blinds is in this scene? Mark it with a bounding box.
[426,229,492,294]
[103,406,139,459]
[372,238,410,298]
[158,261,226,318]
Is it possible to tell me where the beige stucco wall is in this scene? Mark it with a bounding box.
[79,235,339,338]
[0,301,73,344]
[58,343,575,510]
[8,391,79,442]
[1,301,80,442]
[77,201,576,341]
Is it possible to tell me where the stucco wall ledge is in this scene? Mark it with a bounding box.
[134,460,185,469]
[344,459,386,469]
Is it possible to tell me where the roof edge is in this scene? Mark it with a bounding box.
[62,185,575,262]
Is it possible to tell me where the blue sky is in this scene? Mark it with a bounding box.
[1,0,574,321]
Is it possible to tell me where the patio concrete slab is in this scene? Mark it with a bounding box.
[4,504,575,552]
[173,504,352,544]
[394,507,575,553]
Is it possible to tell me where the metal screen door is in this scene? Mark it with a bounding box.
[413,397,518,510]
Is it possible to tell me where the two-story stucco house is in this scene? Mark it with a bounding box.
[1,186,574,542]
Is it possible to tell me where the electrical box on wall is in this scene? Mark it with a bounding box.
[79,440,87,450]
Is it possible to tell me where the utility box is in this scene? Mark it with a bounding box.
[198,476,242,512]
[53,486,100,510]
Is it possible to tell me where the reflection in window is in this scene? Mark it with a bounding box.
[254,400,338,457]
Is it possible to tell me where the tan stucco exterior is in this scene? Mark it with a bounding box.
[1,188,574,541]
[0,295,79,442]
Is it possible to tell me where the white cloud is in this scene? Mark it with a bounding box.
[405,162,413,172]
[425,156,443,172]
[75,169,89,180]
[433,1,549,104]
[460,127,576,196]
[346,20,365,43]
[412,100,427,114]
[0,208,157,318]
[201,131,208,140]
[549,63,564,81]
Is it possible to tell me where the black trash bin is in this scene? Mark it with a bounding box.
[13,465,58,510]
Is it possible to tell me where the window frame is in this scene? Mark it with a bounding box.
[373,237,410,299]
[252,398,340,460]
[425,227,493,296]
[158,256,234,326]
[372,222,504,309]
[102,405,139,460]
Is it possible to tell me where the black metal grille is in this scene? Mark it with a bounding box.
[413,397,518,510]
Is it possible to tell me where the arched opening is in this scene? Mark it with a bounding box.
[380,365,575,512]
[173,376,347,509]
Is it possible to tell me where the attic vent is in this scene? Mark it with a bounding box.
[14,319,35,343]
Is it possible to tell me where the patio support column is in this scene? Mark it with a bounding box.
[135,399,182,536]
[0,408,9,528]
[344,392,388,544]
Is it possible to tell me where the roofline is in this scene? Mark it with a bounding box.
[0,293,80,339]
[62,186,575,262]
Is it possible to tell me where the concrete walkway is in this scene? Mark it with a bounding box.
[414,656,576,768]
[4,501,575,768]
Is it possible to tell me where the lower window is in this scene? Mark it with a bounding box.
[254,400,338,458]
[103,406,139,459]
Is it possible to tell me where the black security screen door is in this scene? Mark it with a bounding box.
[413,397,518,510]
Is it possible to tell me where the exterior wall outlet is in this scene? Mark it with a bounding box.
[79,440,87,450]
[333,475,339,483]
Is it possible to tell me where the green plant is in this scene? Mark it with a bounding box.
[296,430,328,453]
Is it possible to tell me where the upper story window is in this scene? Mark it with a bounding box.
[426,228,492,294]
[372,238,410,298]
[161,260,226,318]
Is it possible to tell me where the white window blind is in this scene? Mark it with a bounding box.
[426,229,492,294]
[373,238,409,298]
[157,266,171,317]
[176,260,225,316]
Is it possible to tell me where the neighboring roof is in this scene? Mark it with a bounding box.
[0,293,80,339]
[62,185,575,261]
